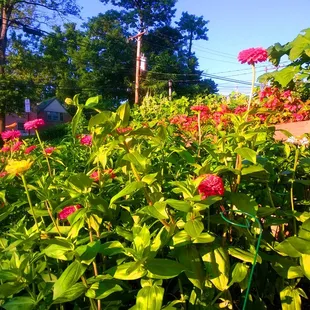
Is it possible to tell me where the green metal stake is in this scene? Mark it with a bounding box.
[220,210,263,310]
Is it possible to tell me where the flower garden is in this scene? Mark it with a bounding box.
[1,44,310,310]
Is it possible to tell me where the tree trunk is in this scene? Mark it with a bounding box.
[0,4,12,132]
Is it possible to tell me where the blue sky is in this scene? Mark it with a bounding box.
[74,0,310,94]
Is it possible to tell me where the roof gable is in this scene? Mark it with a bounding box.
[37,98,67,113]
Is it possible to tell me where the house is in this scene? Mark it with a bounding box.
[5,98,72,135]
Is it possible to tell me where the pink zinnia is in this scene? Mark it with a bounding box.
[198,174,225,199]
[58,205,82,220]
[25,145,37,154]
[24,119,45,130]
[12,141,23,152]
[44,147,55,155]
[80,135,92,146]
[90,170,99,182]
[238,47,268,65]
[1,130,21,141]
[191,105,209,113]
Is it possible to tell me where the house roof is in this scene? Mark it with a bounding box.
[37,98,65,112]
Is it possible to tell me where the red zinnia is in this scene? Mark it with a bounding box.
[58,205,82,220]
[116,127,132,134]
[25,145,37,154]
[1,145,10,153]
[0,171,7,178]
[191,105,209,113]
[80,134,92,146]
[90,170,99,182]
[198,174,225,199]
[44,147,56,155]
[238,47,268,65]
[1,130,21,141]
[24,119,45,130]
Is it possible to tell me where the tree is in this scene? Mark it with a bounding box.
[176,12,209,62]
[100,0,177,31]
[0,0,80,130]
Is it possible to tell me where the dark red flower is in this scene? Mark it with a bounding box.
[25,145,37,154]
[238,47,268,65]
[44,147,56,155]
[58,204,82,220]
[191,105,209,113]
[117,127,133,134]
[234,106,247,114]
[198,174,225,199]
[1,130,21,141]
[24,119,45,130]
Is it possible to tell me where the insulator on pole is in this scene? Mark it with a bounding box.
[140,54,147,72]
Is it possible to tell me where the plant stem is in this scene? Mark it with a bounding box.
[21,174,39,232]
[197,111,202,157]
[35,129,52,177]
[291,147,299,236]
[247,64,256,113]
[45,201,62,236]
[81,275,97,310]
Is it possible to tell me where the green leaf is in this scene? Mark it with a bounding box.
[287,236,310,254]
[0,283,25,299]
[123,152,148,171]
[2,297,36,310]
[146,201,169,220]
[117,102,130,126]
[72,105,83,137]
[299,219,310,240]
[107,262,147,280]
[289,34,310,61]
[88,111,113,128]
[228,247,262,264]
[98,241,124,256]
[280,286,301,310]
[86,281,123,300]
[67,173,93,193]
[135,286,164,310]
[274,66,300,87]
[0,270,19,282]
[85,95,101,108]
[44,244,74,261]
[110,181,145,205]
[53,261,87,300]
[184,219,204,238]
[192,232,215,244]
[146,259,184,279]
[241,165,269,179]
[272,257,304,279]
[235,147,257,164]
[230,263,248,285]
[53,283,86,304]
[275,240,301,258]
[229,192,258,216]
[171,231,191,247]
[165,199,192,212]
[257,207,277,217]
[75,241,101,265]
[300,254,310,280]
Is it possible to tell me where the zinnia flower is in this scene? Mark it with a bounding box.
[80,135,92,146]
[116,127,132,134]
[191,105,209,113]
[90,170,99,182]
[1,130,21,141]
[44,147,55,155]
[25,145,37,154]
[12,141,23,152]
[286,136,298,145]
[24,119,45,130]
[300,137,309,146]
[104,168,116,179]
[238,47,268,65]
[5,159,33,175]
[198,174,225,199]
[58,205,82,220]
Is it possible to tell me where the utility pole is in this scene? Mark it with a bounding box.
[128,30,146,104]
[168,80,173,101]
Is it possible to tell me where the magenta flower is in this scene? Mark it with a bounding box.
[1,145,10,153]
[24,119,45,130]
[238,47,268,65]
[58,205,82,220]
[198,174,225,199]
[80,135,92,146]
[1,130,21,141]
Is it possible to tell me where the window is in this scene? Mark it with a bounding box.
[18,122,24,130]
[47,112,63,122]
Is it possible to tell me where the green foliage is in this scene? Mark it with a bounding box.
[1,94,310,309]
